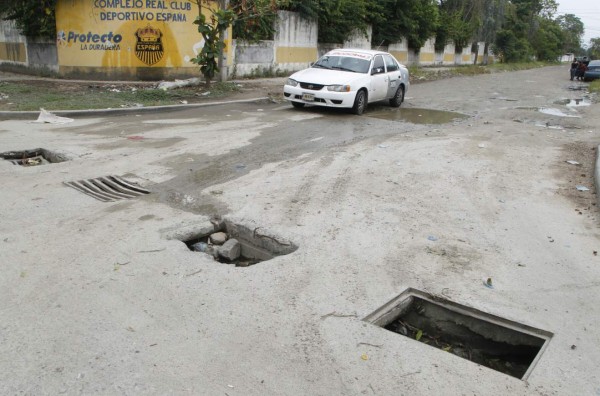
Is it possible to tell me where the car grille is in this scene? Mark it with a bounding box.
[299,82,324,90]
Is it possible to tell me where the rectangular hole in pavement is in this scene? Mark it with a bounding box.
[184,219,297,267]
[364,288,552,380]
[0,148,67,166]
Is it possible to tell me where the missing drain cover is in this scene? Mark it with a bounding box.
[364,288,552,379]
[184,220,297,267]
[1,148,67,166]
[64,175,150,202]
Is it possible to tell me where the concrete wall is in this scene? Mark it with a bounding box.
[232,40,276,77]
[0,19,58,74]
[388,39,409,64]
[419,38,436,65]
[273,10,318,71]
[344,26,372,49]
[1,9,491,80]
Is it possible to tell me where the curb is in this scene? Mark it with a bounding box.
[0,97,271,120]
[596,145,600,204]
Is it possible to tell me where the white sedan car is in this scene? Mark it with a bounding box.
[283,48,410,115]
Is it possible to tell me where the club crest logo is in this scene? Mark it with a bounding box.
[135,25,164,66]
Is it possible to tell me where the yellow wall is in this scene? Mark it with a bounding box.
[275,47,317,64]
[443,53,454,63]
[0,42,26,62]
[419,52,435,63]
[390,51,408,62]
[55,0,230,72]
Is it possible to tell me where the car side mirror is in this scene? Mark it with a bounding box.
[371,67,383,75]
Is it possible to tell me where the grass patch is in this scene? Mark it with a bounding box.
[409,61,557,83]
[589,80,600,93]
[0,81,241,111]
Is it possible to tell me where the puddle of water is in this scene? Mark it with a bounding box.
[368,108,469,124]
[566,99,591,107]
[538,107,581,118]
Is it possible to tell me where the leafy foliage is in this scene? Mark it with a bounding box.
[190,3,236,86]
[1,0,57,38]
[371,0,439,51]
[231,0,278,41]
[556,14,584,54]
[589,38,600,59]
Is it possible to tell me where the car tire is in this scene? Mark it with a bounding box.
[389,85,405,107]
[291,102,305,108]
[352,90,367,115]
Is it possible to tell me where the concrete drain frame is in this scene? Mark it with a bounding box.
[364,288,552,380]
[183,219,297,267]
[0,148,67,166]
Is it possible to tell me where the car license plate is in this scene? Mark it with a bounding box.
[302,93,315,101]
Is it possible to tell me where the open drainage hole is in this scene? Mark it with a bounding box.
[184,220,297,267]
[0,148,68,166]
[364,289,552,380]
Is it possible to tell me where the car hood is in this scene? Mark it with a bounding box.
[290,68,366,85]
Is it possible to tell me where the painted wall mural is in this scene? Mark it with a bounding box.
[55,0,223,69]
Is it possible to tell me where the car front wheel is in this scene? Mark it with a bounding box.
[389,85,405,107]
[352,90,367,115]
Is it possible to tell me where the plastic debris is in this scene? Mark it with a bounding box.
[378,144,389,148]
[33,108,74,124]
[427,235,438,242]
[576,185,590,192]
[566,160,580,165]
[361,354,368,361]
[157,78,201,90]
[478,143,486,148]
[483,277,493,289]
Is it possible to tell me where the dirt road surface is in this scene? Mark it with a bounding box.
[1,66,599,395]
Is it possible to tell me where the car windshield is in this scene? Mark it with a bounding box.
[312,55,371,74]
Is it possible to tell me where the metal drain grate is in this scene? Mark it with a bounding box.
[64,175,150,202]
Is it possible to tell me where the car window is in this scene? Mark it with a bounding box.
[384,55,399,72]
[372,55,385,74]
[313,55,370,73]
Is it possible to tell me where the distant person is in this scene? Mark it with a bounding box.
[577,61,587,80]
[570,59,578,80]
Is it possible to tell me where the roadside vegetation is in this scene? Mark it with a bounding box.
[409,61,555,81]
[589,80,600,94]
[2,0,597,84]
[0,81,241,111]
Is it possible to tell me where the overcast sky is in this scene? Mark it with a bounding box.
[557,0,600,46]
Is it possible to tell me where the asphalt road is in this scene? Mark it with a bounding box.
[1,66,599,395]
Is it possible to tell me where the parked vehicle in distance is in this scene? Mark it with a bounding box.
[283,49,410,115]
[584,60,600,82]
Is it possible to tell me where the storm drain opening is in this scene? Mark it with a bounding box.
[364,289,552,380]
[0,148,67,166]
[184,220,297,267]
[64,175,150,202]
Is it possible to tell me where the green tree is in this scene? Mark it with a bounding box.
[493,29,531,62]
[532,17,563,61]
[435,0,482,52]
[0,0,57,38]
[556,13,584,54]
[190,0,236,87]
[230,0,278,41]
[371,0,439,51]
[589,38,600,59]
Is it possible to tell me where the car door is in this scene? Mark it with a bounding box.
[370,55,388,102]
[384,54,402,98]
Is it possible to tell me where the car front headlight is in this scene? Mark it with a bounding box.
[286,78,299,87]
[327,85,351,92]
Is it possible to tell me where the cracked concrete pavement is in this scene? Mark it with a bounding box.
[1,66,599,395]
